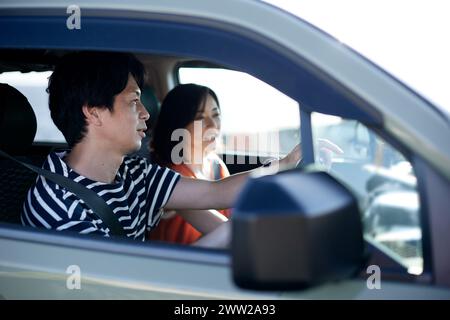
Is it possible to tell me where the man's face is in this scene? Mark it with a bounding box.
[98,74,149,155]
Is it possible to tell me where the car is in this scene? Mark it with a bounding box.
[0,0,449,299]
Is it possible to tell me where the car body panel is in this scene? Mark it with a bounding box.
[1,226,449,299]
[0,0,449,299]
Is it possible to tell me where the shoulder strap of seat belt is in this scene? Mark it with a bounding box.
[212,158,222,180]
[0,149,126,237]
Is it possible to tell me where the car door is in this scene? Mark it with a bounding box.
[1,0,449,299]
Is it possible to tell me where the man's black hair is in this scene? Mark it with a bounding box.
[48,51,145,147]
[151,83,219,166]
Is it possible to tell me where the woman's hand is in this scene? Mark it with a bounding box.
[278,139,343,169]
[279,143,302,168]
[316,138,344,170]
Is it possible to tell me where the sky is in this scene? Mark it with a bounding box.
[263,0,450,115]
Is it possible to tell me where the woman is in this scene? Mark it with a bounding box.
[149,83,231,244]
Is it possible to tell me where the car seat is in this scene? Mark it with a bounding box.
[0,83,41,224]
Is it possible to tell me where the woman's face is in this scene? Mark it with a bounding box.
[185,94,221,161]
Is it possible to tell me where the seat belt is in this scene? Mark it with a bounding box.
[0,149,126,237]
[212,158,222,180]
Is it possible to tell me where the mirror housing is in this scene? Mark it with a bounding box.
[231,170,364,290]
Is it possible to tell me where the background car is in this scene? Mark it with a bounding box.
[0,0,449,299]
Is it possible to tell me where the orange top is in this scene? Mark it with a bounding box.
[148,156,231,245]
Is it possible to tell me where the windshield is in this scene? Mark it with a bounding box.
[263,0,450,117]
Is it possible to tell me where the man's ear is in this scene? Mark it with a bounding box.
[82,105,102,126]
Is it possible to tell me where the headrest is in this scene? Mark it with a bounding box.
[0,83,37,154]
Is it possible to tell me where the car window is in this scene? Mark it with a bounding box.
[178,67,300,158]
[0,71,66,143]
[311,112,423,275]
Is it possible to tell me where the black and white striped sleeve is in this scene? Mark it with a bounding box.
[144,163,180,228]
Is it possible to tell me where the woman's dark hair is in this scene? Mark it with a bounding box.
[151,83,219,166]
[48,51,145,147]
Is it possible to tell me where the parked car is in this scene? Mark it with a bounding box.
[0,0,449,299]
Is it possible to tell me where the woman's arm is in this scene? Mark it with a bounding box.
[191,222,231,248]
[176,208,228,234]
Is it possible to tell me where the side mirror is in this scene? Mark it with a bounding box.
[231,170,364,290]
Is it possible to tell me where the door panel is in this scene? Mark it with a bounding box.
[0,227,280,299]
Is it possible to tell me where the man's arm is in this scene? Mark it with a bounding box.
[165,171,250,211]
[165,143,302,211]
[161,144,302,248]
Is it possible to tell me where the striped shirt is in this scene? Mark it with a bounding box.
[21,151,180,240]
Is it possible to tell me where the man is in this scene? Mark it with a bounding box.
[21,52,300,247]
